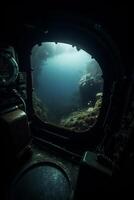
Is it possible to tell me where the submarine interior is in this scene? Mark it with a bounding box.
[0,2,130,199]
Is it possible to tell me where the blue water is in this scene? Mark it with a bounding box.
[32,42,102,122]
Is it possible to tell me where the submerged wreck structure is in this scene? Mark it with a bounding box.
[0,3,130,200]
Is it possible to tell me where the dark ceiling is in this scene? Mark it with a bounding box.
[1,1,128,69]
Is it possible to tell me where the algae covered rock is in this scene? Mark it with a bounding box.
[79,72,103,106]
[60,92,103,132]
[33,91,48,121]
[94,92,102,112]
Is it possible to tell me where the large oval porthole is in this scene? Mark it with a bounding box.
[31,42,104,132]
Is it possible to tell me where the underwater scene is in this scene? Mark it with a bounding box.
[31,42,103,132]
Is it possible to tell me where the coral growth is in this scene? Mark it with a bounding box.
[33,91,48,121]
[79,72,103,106]
[60,92,102,132]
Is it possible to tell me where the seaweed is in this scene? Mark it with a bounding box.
[60,92,102,132]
